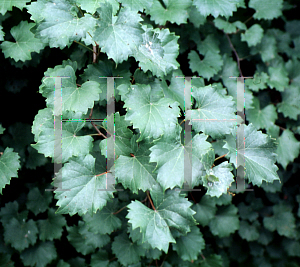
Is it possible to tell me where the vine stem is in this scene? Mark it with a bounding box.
[224,32,243,77]
[75,4,84,17]
[189,191,197,203]
[89,108,93,119]
[147,191,156,211]
[109,256,116,262]
[113,205,127,215]
[95,171,111,177]
[73,40,94,53]
[86,133,100,136]
[90,121,107,139]
[277,125,286,131]
[160,254,168,267]
[243,15,253,24]
[214,153,228,162]
[113,196,147,215]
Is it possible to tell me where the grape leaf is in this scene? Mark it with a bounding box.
[76,0,119,14]
[25,145,48,169]
[188,50,223,80]
[80,60,131,104]
[0,0,30,15]
[193,0,239,18]
[26,188,52,216]
[245,72,269,92]
[112,232,144,266]
[82,198,122,235]
[149,126,212,191]
[0,20,45,62]
[94,2,144,64]
[276,129,300,170]
[90,251,109,267]
[195,34,220,55]
[250,32,277,62]
[0,147,20,194]
[20,241,57,267]
[249,0,283,20]
[115,138,157,194]
[124,84,180,142]
[0,124,5,135]
[149,0,192,25]
[54,154,115,216]
[223,123,280,186]
[126,184,197,253]
[237,202,259,222]
[172,225,205,261]
[67,221,110,255]
[238,220,260,241]
[99,112,134,159]
[1,122,34,160]
[118,0,153,12]
[190,84,243,139]
[3,218,38,251]
[208,204,239,238]
[202,162,235,198]
[192,195,217,226]
[0,201,28,227]
[37,208,67,241]
[32,108,93,164]
[0,25,4,41]
[241,24,264,46]
[26,0,47,23]
[263,203,296,238]
[245,97,278,130]
[128,223,163,259]
[199,254,223,267]
[134,25,180,77]
[267,64,289,92]
[39,65,101,114]
[34,0,97,49]
[276,85,300,120]
[188,7,206,28]
[214,18,246,34]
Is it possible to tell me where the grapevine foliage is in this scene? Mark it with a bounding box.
[0,0,300,266]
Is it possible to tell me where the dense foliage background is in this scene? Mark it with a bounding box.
[0,0,300,266]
